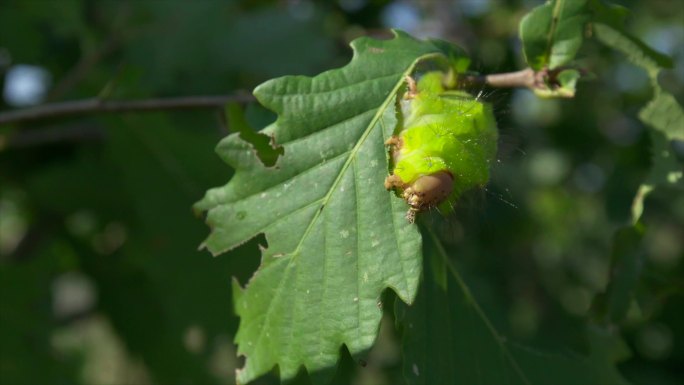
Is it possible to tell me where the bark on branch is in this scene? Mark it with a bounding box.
[0,94,255,126]
[458,67,579,95]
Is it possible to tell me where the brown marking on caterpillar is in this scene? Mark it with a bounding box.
[384,174,406,190]
[384,136,401,146]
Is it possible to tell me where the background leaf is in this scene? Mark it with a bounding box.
[590,14,684,222]
[593,225,645,324]
[195,31,466,383]
[520,0,589,70]
[396,227,630,385]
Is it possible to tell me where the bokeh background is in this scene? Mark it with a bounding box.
[1,1,682,384]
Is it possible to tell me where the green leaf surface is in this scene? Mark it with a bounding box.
[520,0,589,70]
[397,227,630,385]
[195,31,464,383]
[591,21,684,222]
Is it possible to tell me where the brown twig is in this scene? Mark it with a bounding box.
[0,67,578,127]
[459,68,540,89]
[484,68,539,89]
[1,124,105,150]
[0,94,255,126]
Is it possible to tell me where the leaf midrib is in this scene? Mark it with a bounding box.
[260,73,399,99]
[544,0,566,67]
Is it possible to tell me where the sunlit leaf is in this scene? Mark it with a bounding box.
[195,31,467,383]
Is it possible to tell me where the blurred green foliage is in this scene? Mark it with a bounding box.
[1,1,682,384]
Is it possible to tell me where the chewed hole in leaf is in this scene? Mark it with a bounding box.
[225,103,284,167]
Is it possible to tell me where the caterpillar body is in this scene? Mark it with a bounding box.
[385,71,498,223]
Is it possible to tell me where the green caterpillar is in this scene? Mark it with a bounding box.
[385,71,498,223]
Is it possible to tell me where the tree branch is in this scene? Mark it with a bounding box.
[1,67,578,127]
[458,68,540,89]
[0,94,255,126]
[1,124,105,150]
[458,67,581,97]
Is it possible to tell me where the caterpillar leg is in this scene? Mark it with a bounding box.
[404,75,418,99]
[385,135,403,163]
[384,135,401,146]
[384,174,405,190]
[405,208,418,224]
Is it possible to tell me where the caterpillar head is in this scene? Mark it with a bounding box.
[402,171,454,223]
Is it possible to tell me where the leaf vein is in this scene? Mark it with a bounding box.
[277,106,379,147]
[259,73,399,99]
